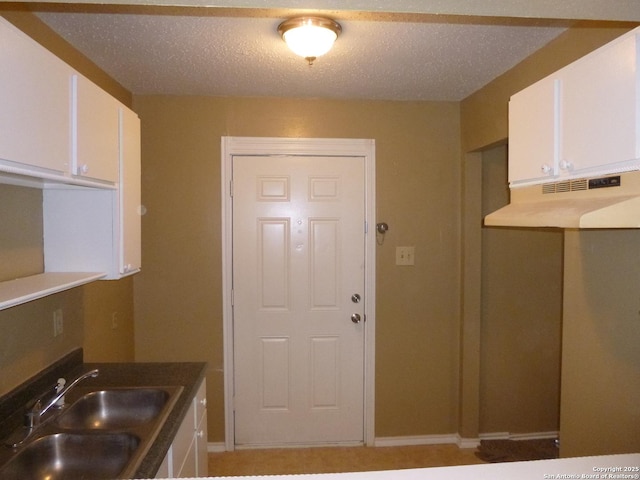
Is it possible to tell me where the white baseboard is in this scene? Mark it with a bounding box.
[457,436,480,449]
[479,431,559,441]
[374,431,558,450]
[208,441,227,453]
[210,431,559,453]
[478,431,510,441]
[374,434,460,447]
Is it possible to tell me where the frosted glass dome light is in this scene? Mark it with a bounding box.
[278,17,342,65]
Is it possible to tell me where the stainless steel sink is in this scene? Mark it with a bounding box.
[0,385,184,479]
[56,388,172,430]
[0,432,140,479]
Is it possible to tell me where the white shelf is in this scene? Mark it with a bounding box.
[0,272,106,310]
[0,163,118,190]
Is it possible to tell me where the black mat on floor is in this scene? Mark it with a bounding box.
[475,438,559,463]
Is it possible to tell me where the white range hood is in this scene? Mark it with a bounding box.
[485,171,640,229]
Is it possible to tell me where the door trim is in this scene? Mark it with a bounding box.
[221,136,376,450]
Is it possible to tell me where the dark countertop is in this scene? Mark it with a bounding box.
[0,349,207,479]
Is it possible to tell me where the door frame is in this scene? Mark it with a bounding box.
[221,136,376,450]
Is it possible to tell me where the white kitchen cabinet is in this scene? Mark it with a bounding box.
[0,17,142,310]
[159,379,208,478]
[194,382,209,477]
[509,27,640,187]
[560,32,640,177]
[0,17,71,176]
[117,107,142,277]
[0,17,123,190]
[173,397,197,478]
[72,74,120,184]
[508,77,559,185]
[43,104,141,279]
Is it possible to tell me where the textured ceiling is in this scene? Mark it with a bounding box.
[34,9,570,101]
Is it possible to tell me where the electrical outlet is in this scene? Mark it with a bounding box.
[395,246,415,266]
[53,309,64,337]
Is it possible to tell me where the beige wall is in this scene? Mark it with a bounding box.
[0,286,84,395]
[82,277,136,363]
[480,146,562,435]
[132,96,462,442]
[561,230,640,456]
[0,278,135,394]
[0,185,43,282]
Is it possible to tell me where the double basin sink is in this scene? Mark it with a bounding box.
[0,385,183,479]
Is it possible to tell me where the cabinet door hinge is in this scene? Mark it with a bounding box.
[229,179,234,197]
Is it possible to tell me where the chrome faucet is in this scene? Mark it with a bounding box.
[25,368,99,428]
[4,368,99,448]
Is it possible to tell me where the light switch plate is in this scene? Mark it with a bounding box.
[396,246,415,266]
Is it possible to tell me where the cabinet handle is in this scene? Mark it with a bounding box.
[540,164,553,174]
[559,160,573,171]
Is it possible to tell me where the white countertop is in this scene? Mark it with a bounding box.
[182,453,640,480]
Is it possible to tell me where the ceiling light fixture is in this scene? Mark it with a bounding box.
[278,16,342,66]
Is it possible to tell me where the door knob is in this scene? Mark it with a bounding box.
[351,313,361,324]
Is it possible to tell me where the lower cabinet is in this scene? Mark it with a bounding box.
[157,379,208,478]
[195,406,208,476]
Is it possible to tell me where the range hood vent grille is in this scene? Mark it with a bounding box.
[542,178,588,194]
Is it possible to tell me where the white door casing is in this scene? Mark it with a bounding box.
[221,137,376,450]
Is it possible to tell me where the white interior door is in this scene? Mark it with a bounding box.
[232,154,365,447]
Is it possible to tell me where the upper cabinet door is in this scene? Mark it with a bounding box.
[118,107,142,276]
[0,18,71,173]
[561,33,640,177]
[508,77,560,186]
[73,74,119,183]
